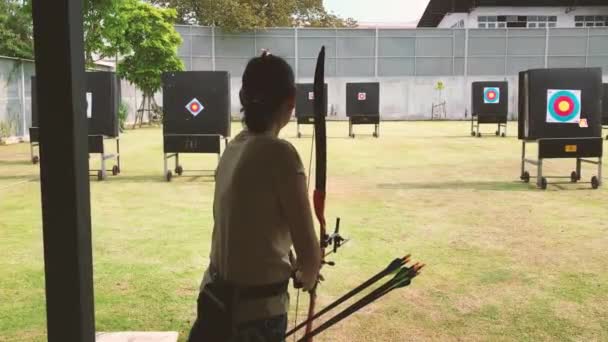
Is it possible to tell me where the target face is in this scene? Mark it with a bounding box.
[546,89,581,124]
[483,87,500,104]
[358,92,367,101]
[185,98,204,116]
[86,92,93,118]
[308,92,314,100]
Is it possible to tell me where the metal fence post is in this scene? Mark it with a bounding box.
[189,25,193,71]
[20,60,27,137]
[212,26,216,71]
[463,28,469,115]
[504,28,509,76]
[335,28,339,77]
[585,27,590,67]
[374,27,379,78]
[544,27,549,68]
[295,27,299,82]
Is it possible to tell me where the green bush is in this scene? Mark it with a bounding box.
[0,120,15,140]
[118,102,128,131]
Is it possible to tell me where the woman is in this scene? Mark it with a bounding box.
[188,52,321,342]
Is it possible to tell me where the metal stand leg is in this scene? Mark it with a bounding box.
[375,124,379,138]
[537,158,543,188]
[100,152,106,180]
[175,153,180,170]
[116,138,121,172]
[297,123,301,138]
[520,141,526,177]
[576,158,582,180]
[598,158,603,186]
[349,120,353,138]
[163,153,168,176]
[471,115,476,136]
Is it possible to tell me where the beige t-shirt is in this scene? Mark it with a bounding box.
[202,129,310,322]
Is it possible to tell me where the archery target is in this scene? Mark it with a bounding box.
[358,92,367,101]
[86,92,93,118]
[186,98,204,116]
[483,87,500,104]
[546,89,581,123]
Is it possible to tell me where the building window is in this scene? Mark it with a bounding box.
[478,14,558,29]
[576,15,606,27]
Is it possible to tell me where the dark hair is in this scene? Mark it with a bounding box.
[240,52,295,133]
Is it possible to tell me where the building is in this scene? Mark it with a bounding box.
[418,0,608,29]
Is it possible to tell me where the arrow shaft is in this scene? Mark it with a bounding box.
[285,259,403,337]
[296,278,398,342]
[296,271,417,341]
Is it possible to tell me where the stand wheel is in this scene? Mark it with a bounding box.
[373,132,378,138]
[605,135,608,140]
[166,171,173,182]
[501,133,506,138]
[471,131,476,137]
[495,130,500,136]
[540,177,548,190]
[175,165,183,176]
[32,156,39,164]
[112,165,120,176]
[297,132,302,138]
[97,170,105,181]
[349,133,355,138]
[570,171,578,183]
[477,132,482,138]
[591,176,600,189]
[521,171,530,183]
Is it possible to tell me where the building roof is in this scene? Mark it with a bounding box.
[357,21,418,28]
[417,0,608,27]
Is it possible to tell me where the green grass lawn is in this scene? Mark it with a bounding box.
[1,121,607,342]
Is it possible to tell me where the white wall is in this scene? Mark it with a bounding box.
[439,6,608,29]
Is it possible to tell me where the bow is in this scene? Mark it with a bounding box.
[304,45,348,342]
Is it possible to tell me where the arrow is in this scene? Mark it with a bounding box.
[296,263,424,342]
[285,255,410,338]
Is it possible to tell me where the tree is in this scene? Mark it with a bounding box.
[151,0,357,31]
[0,0,34,59]
[83,0,131,67]
[114,0,184,126]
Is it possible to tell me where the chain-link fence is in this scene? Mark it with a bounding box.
[2,27,608,138]
[0,57,35,140]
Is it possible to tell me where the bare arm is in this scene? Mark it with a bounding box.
[278,170,321,291]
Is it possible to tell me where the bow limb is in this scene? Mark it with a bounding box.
[303,46,327,342]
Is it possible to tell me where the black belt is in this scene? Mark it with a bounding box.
[209,269,289,300]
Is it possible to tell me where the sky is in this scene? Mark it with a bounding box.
[324,0,431,23]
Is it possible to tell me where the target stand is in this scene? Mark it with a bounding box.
[346,83,380,138]
[29,127,40,164]
[518,68,603,190]
[89,135,121,181]
[471,82,508,138]
[163,134,228,181]
[295,83,327,138]
[520,138,602,190]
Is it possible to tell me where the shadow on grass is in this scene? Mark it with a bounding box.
[0,160,35,166]
[377,180,529,191]
[105,174,215,184]
[0,174,38,181]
